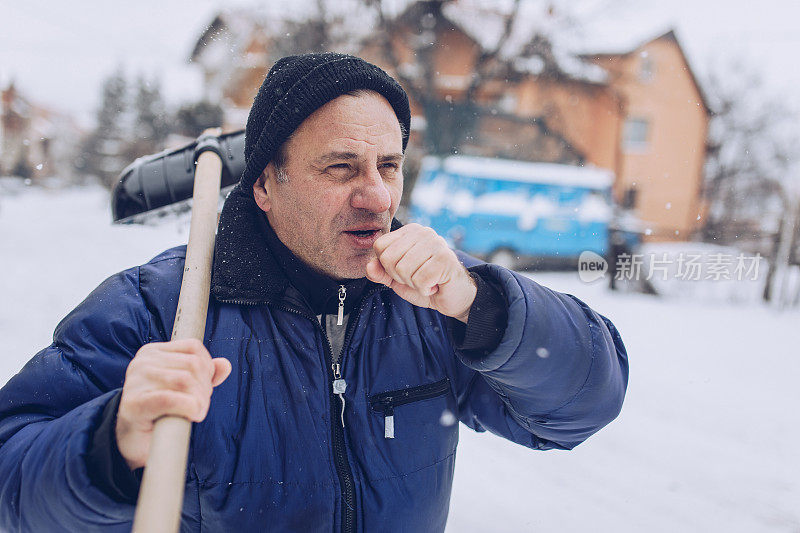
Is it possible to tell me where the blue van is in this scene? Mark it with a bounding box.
[409,155,619,269]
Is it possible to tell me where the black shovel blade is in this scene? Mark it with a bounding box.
[111,129,245,223]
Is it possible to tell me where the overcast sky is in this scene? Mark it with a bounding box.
[1,0,799,126]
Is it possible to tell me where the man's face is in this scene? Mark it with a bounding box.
[253,91,404,280]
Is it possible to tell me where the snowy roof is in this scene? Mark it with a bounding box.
[574,24,677,57]
[440,1,609,84]
[190,10,268,63]
[577,28,711,114]
[424,155,614,189]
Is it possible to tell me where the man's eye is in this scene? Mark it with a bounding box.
[329,163,351,170]
[380,163,398,170]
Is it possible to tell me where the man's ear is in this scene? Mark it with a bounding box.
[253,165,274,213]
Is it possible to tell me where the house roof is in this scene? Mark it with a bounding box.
[444,1,609,84]
[390,0,609,85]
[580,29,711,115]
[190,10,267,64]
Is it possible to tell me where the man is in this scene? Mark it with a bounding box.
[0,53,628,532]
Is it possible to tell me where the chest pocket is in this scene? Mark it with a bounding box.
[369,378,451,439]
[353,376,458,483]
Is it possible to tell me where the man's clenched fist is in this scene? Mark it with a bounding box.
[116,339,231,470]
[366,223,477,323]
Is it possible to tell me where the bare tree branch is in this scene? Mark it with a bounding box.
[363,0,427,105]
[465,0,522,101]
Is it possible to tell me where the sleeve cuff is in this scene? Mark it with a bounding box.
[85,390,143,504]
[447,265,509,357]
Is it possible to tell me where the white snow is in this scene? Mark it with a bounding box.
[574,24,677,58]
[410,176,451,215]
[411,176,611,224]
[575,193,613,223]
[1,185,798,531]
[0,183,189,368]
[635,241,769,304]
[433,155,614,189]
[411,158,613,225]
[441,0,610,84]
[517,194,554,231]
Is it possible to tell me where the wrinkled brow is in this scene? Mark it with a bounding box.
[313,151,404,166]
[378,153,405,164]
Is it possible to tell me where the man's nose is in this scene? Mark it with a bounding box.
[351,167,392,213]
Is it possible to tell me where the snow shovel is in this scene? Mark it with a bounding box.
[112,129,244,223]
[112,129,244,532]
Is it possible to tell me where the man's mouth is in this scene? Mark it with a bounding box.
[345,229,380,238]
[343,227,383,249]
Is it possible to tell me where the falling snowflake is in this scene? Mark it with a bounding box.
[536,347,550,359]
[439,410,456,427]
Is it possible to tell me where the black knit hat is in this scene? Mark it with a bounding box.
[241,53,411,189]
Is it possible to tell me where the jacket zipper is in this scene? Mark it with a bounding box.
[319,284,383,533]
[369,378,451,439]
[330,285,347,428]
[219,284,384,533]
[336,285,346,326]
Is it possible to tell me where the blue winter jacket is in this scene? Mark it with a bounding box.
[0,187,628,532]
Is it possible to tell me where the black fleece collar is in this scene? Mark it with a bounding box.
[260,203,371,316]
[211,184,398,314]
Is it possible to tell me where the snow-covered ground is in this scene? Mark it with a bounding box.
[1,184,798,532]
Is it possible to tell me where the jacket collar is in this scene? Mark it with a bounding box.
[211,184,398,312]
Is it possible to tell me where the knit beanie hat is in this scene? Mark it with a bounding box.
[241,53,411,189]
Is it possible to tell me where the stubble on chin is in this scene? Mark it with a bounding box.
[309,217,389,279]
[297,238,369,280]
[335,249,375,280]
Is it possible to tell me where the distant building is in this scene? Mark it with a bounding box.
[1,83,81,181]
[188,10,275,129]
[581,31,710,241]
[188,7,710,241]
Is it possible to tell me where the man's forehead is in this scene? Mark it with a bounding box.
[325,119,397,135]
[312,132,403,162]
[301,92,400,133]
[289,92,404,159]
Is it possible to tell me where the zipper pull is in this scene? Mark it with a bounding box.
[337,285,346,326]
[382,399,395,439]
[332,363,346,427]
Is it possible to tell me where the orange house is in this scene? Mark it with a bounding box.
[581,31,710,241]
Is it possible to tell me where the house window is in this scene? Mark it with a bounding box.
[623,118,649,151]
[496,92,517,113]
[621,186,638,209]
[639,57,655,82]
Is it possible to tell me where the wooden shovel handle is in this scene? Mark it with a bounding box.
[132,148,223,533]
